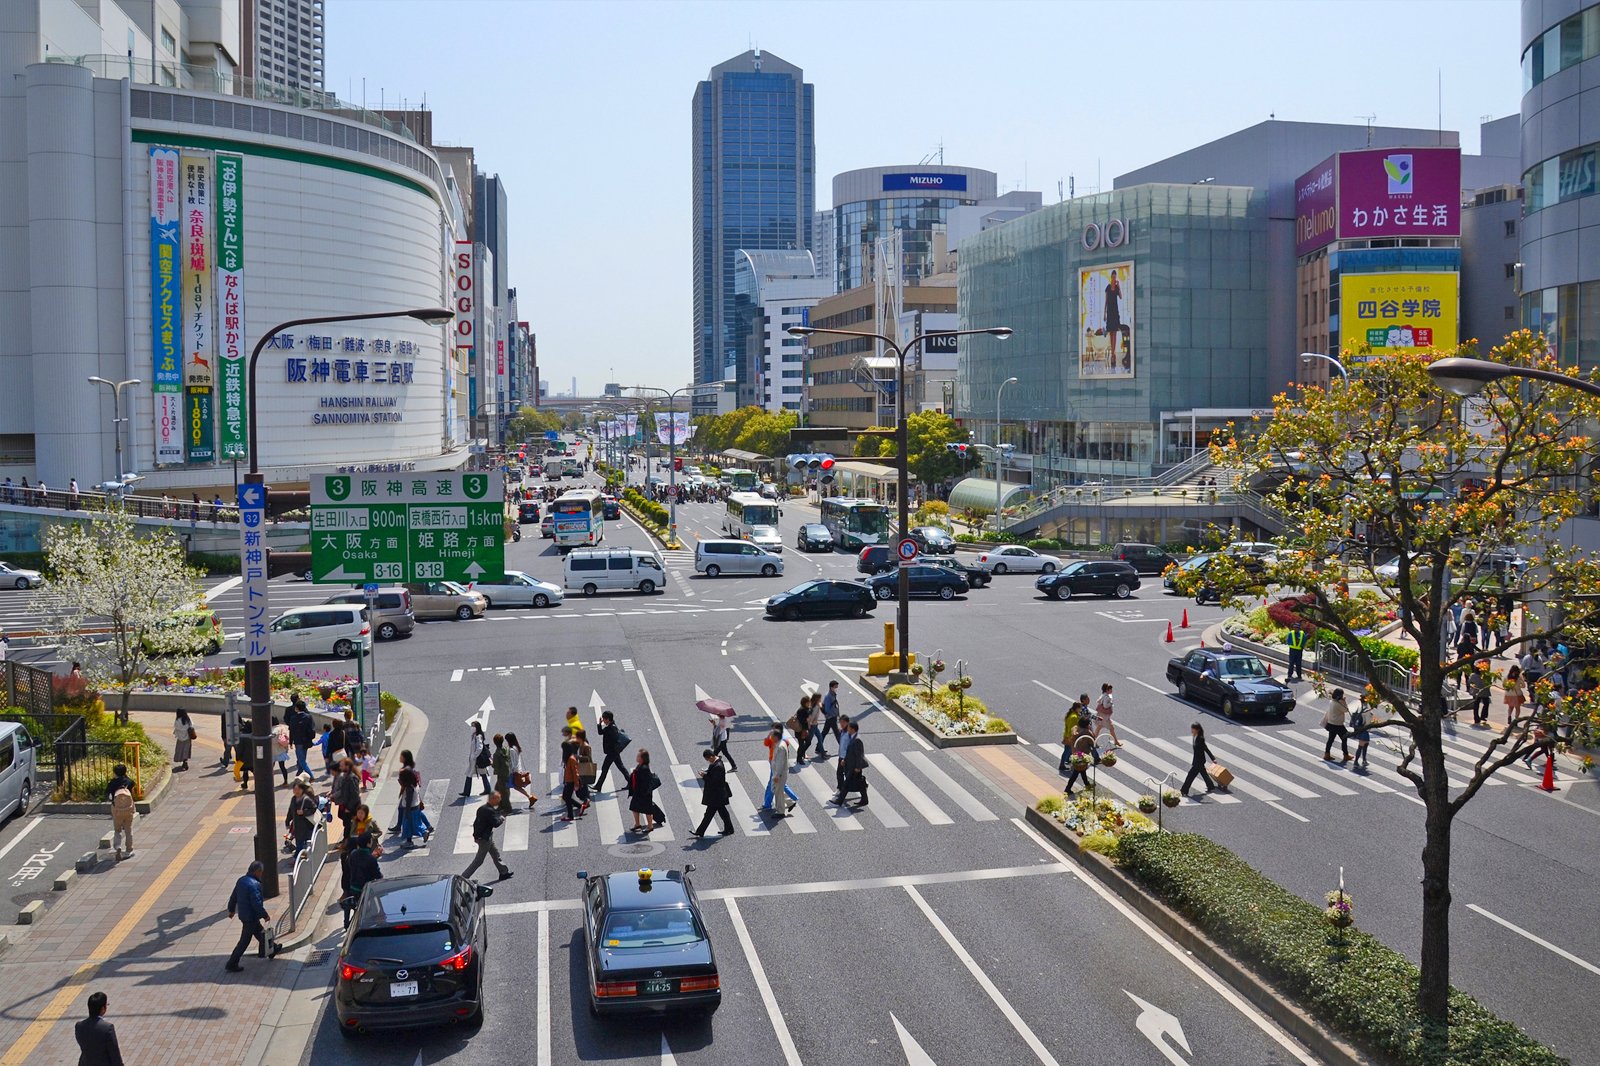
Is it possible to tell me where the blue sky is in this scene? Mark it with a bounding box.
[327,0,1520,395]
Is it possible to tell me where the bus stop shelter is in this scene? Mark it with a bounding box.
[831,460,914,505]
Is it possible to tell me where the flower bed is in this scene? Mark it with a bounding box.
[110,667,399,725]
[1116,832,1566,1066]
[1034,792,1157,858]
[885,684,1011,738]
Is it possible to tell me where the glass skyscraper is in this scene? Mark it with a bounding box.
[692,50,815,407]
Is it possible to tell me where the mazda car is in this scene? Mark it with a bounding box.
[764,580,874,620]
[578,867,720,1018]
[867,565,968,601]
[1166,648,1296,718]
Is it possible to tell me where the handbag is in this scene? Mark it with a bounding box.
[187,727,198,741]
[615,729,631,751]
[577,760,598,786]
[474,746,492,770]
[1207,762,1234,789]
[514,771,532,788]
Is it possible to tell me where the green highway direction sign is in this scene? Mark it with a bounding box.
[309,472,505,584]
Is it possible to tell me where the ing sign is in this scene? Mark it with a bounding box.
[454,241,475,343]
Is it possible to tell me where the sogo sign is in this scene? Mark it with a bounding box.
[454,241,475,343]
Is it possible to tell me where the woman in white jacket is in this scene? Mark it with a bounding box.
[461,720,491,798]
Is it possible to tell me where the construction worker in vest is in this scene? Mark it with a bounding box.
[1285,626,1308,682]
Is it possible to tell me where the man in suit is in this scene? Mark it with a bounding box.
[74,991,124,1066]
[833,720,869,807]
[689,748,735,838]
[225,860,273,972]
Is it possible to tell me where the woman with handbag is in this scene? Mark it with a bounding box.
[172,710,195,772]
[504,732,537,808]
[396,751,431,847]
[462,721,491,798]
[626,749,661,834]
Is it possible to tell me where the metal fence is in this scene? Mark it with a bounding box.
[55,734,140,802]
[278,812,331,937]
[0,711,83,769]
[1313,642,1418,704]
[1,661,55,717]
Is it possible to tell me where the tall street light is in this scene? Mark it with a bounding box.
[1299,352,1349,383]
[87,376,142,488]
[242,305,451,896]
[790,323,1013,675]
[626,382,729,547]
[1425,356,1600,399]
[994,376,1019,531]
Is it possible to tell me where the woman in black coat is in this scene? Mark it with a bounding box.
[1181,722,1216,797]
[626,749,662,833]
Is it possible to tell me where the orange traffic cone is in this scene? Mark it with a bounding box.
[1266,663,1273,676]
[1540,753,1559,792]
[1180,609,1189,629]
[1199,636,1206,648]
[1165,621,1174,643]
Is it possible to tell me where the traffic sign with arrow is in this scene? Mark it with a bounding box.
[309,471,505,584]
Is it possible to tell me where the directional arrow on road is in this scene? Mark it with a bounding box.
[800,677,820,698]
[694,684,712,703]
[467,696,493,730]
[588,689,606,721]
[1124,990,1192,1065]
[892,1013,938,1065]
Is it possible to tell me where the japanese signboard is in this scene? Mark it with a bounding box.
[186,386,215,463]
[1295,147,1461,257]
[1079,262,1134,379]
[149,146,183,464]
[238,482,269,661]
[309,472,505,584]
[182,153,214,388]
[216,153,246,459]
[1294,155,1338,257]
[1338,273,1459,355]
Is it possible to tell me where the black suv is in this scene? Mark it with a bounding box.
[856,545,895,575]
[1035,560,1141,600]
[335,874,493,1037]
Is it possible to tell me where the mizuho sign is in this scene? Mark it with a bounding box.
[1082,219,1130,251]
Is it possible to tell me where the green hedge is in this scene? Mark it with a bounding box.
[1116,833,1566,1066]
[1317,629,1420,671]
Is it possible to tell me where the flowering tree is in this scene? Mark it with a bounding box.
[1208,334,1600,1032]
[32,506,206,722]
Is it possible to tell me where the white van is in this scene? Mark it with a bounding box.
[563,548,666,596]
[695,539,785,578]
[0,722,39,822]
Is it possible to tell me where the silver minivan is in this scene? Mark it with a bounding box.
[695,539,785,578]
[0,722,39,822]
[563,548,666,595]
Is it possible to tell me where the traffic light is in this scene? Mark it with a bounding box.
[945,443,970,456]
[788,452,836,472]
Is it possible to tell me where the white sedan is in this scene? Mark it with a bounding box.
[470,570,563,608]
[0,561,44,589]
[973,545,1058,575]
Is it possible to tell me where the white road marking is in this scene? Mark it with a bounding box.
[904,751,998,822]
[450,669,463,683]
[453,800,479,855]
[538,674,548,776]
[595,787,626,842]
[792,762,861,828]
[904,885,1062,1066]
[1124,676,1170,695]
[1204,734,1351,797]
[635,670,679,765]
[1125,990,1193,1066]
[722,762,771,836]
[537,909,552,1065]
[0,817,44,866]
[502,808,530,851]
[1467,904,1600,977]
[551,771,577,848]
[893,1013,938,1065]
[869,752,952,825]
[1141,734,1287,802]
[1011,817,1319,1065]
[728,663,779,721]
[660,1031,678,1066]
[825,661,933,750]
[724,897,804,1066]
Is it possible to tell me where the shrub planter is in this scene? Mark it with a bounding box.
[860,676,1016,748]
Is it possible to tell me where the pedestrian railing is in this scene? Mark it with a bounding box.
[1313,643,1418,703]
[54,732,139,802]
[279,811,331,937]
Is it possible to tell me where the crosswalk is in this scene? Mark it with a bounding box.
[1040,720,1546,809]
[401,746,1003,856]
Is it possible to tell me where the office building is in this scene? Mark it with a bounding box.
[243,0,323,92]
[831,165,997,293]
[812,208,837,293]
[691,49,815,409]
[732,250,832,413]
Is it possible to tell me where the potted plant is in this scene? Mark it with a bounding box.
[1137,794,1158,814]
[1070,752,1091,772]
[1161,790,1181,808]
[1325,889,1354,932]
[1100,750,1118,768]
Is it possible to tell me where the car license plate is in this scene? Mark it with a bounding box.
[642,979,673,995]
[389,981,418,998]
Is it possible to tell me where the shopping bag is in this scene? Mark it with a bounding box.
[578,760,598,787]
[1207,762,1234,789]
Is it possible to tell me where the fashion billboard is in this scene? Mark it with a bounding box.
[1295,147,1461,257]
[1338,273,1458,355]
[1079,262,1134,379]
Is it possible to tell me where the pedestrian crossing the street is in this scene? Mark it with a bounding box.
[1040,720,1549,811]
[399,746,1003,857]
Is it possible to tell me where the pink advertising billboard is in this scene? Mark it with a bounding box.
[1294,146,1461,258]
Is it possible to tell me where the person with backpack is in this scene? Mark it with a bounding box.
[107,765,136,861]
[594,711,629,792]
[1349,697,1373,771]
[462,721,491,798]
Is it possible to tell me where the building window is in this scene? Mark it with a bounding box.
[1506,262,1517,278]
[1504,219,1517,238]
[1505,306,1517,321]
[160,27,177,55]
[1523,142,1599,212]
[1522,5,1600,91]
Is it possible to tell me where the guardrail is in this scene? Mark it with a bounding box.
[55,734,140,802]
[1313,642,1418,703]
[278,811,331,937]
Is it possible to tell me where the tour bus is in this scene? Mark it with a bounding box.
[724,491,780,539]
[819,496,889,550]
[721,468,758,492]
[551,488,605,551]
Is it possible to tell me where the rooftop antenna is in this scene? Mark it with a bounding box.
[1357,113,1377,147]
[1069,175,1075,199]
[1057,179,1064,203]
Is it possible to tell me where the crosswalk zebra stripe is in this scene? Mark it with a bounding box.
[868,753,952,825]
[454,797,481,855]
[1040,744,1147,804]
[1252,730,1396,794]
[550,771,578,848]
[503,808,531,851]
[903,751,998,822]
[792,763,861,828]
[724,763,773,836]
[852,763,909,827]
[1106,740,1243,804]
[595,787,628,842]
[1139,735,1288,802]
[408,778,451,854]
[671,764,708,836]
[1435,731,1541,785]
[1199,735,1341,798]
[1294,727,1475,788]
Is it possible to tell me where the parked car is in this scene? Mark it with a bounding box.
[973,545,1057,574]
[795,523,834,552]
[695,539,784,578]
[468,571,563,608]
[1110,542,1175,575]
[0,561,44,589]
[402,581,486,621]
[747,524,784,554]
[323,588,415,640]
[1166,648,1296,718]
[253,605,371,660]
[764,580,875,620]
[856,546,895,575]
[1192,555,1267,605]
[142,607,226,655]
[921,556,991,588]
[577,867,720,1018]
[907,526,956,555]
[0,722,39,823]
[517,501,541,524]
[867,565,968,601]
[1034,560,1141,600]
[335,873,493,1037]
[1163,553,1214,593]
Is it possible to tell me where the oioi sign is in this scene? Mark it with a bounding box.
[309,471,505,584]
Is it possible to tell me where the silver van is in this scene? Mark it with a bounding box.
[0,722,39,822]
[695,539,785,578]
[563,548,666,596]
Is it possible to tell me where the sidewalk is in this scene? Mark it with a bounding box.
[0,717,339,1066]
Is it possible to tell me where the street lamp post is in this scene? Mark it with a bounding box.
[994,376,1018,532]
[626,382,727,546]
[242,306,451,896]
[87,376,142,488]
[1299,352,1349,383]
[790,324,1013,674]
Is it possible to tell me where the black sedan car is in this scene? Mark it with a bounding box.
[601,497,622,521]
[517,501,541,524]
[1166,648,1296,718]
[1034,560,1141,600]
[578,867,720,1018]
[908,526,956,555]
[765,579,875,620]
[335,874,493,1037]
[922,556,991,589]
[796,523,835,552]
[867,565,968,601]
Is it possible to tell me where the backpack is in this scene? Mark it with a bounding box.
[475,745,492,769]
[111,788,134,812]
[1349,707,1367,733]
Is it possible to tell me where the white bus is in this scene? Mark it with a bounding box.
[819,497,889,550]
[724,492,780,539]
[551,488,605,551]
